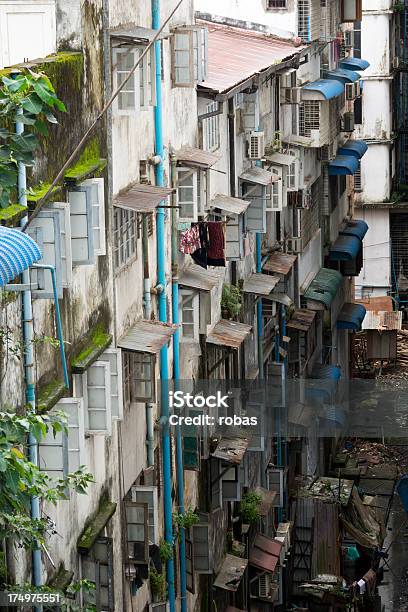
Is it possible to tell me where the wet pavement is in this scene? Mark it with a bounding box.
[378,496,408,611]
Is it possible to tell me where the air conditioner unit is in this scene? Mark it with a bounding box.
[344,30,354,49]
[248,131,265,160]
[345,82,355,100]
[342,112,355,132]
[393,56,400,69]
[283,87,302,104]
[258,572,278,602]
[287,236,302,254]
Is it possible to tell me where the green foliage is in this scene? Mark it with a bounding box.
[221,283,242,319]
[0,409,93,549]
[173,507,200,532]
[0,70,66,209]
[149,568,167,601]
[159,539,174,563]
[240,491,262,524]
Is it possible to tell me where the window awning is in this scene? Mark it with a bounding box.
[114,184,175,212]
[340,57,370,71]
[340,219,369,241]
[214,554,248,592]
[338,140,368,159]
[174,147,220,169]
[211,434,249,464]
[240,166,279,186]
[263,252,297,276]
[77,498,117,553]
[242,273,279,296]
[118,320,176,353]
[329,234,361,261]
[301,78,344,101]
[207,319,252,349]
[71,324,113,373]
[336,302,366,331]
[287,308,316,332]
[328,155,359,176]
[325,68,360,83]
[253,486,277,516]
[207,193,250,215]
[0,226,42,287]
[266,291,293,307]
[249,533,282,573]
[264,152,297,166]
[110,24,169,43]
[179,265,222,291]
[303,268,343,309]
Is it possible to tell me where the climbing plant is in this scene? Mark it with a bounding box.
[0,70,66,208]
[0,408,93,549]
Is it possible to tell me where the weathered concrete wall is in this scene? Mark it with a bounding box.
[298,229,322,292]
[355,207,391,297]
[55,0,82,50]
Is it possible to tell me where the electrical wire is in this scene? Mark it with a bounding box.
[22,0,185,232]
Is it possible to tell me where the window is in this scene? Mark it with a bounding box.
[267,166,284,211]
[242,92,258,132]
[341,0,362,22]
[180,290,199,342]
[266,0,287,8]
[353,21,361,58]
[298,0,311,42]
[84,361,112,435]
[113,208,138,269]
[124,501,149,563]
[68,178,106,266]
[204,102,220,151]
[171,27,208,87]
[113,47,155,113]
[354,96,362,125]
[81,537,114,611]
[177,168,198,222]
[299,100,320,137]
[131,486,159,545]
[123,351,155,403]
[242,181,267,233]
[354,161,362,191]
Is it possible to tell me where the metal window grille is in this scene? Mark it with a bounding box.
[298,0,311,42]
[113,208,137,269]
[354,162,362,191]
[299,101,320,137]
[267,0,287,8]
[204,101,220,151]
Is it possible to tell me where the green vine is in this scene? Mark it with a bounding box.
[240,491,262,524]
[159,539,174,563]
[221,284,243,319]
[173,507,200,532]
[149,569,167,602]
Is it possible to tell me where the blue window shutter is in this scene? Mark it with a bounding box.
[69,186,94,265]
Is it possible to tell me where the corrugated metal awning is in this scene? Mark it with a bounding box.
[338,140,368,159]
[207,319,252,349]
[362,310,402,331]
[179,265,222,291]
[114,184,175,212]
[253,487,277,516]
[287,309,316,332]
[339,57,370,71]
[328,155,359,176]
[212,435,249,464]
[110,25,169,43]
[174,147,220,169]
[118,320,176,353]
[214,554,248,592]
[325,67,360,83]
[207,193,250,215]
[0,227,42,287]
[336,302,366,331]
[242,273,279,296]
[356,296,393,312]
[240,166,279,185]
[263,252,297,275]
[301,78,344,101]
[304,268,343,309]
[329,234,361,261]
[265,152,297,166]
[250,533,282,573]
[340,219,369,241]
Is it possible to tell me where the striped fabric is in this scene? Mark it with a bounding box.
[0,227,42,287]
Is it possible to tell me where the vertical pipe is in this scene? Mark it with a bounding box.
[171,155,187,612]
[256,235,264,379]
[152,2,176,610]
[142,214,155,467]
[17,111,42,592]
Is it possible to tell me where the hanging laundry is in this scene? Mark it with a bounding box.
[362,569,376,597]
[207,221,226,267]
[191,222,208,269]
[179,224,201,254]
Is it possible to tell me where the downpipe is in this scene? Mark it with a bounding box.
[142,213,155,467]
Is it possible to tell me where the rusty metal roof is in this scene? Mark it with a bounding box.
[240,166,279,186]
[207,319,252,349]
[263,252,297,276]
[212,434,249,464]
[174,147,220,169]
[265,152,297,166]
[179,265,223,291]
[110,24,169,43]
[214,554,248,592]
[118,320,176,353]
[249,533,281,573]
[207,193,250,215]
[362,310,402,331]
[114,184,174,212]
[253,486,277,516]
[287,309,316,332]
[243,273,279,296]
[356,296,394,313]
[198,21,305,95]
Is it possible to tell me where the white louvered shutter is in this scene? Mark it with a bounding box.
[81,178,106,256]
[26,209,63,299]
[86,361,112,435]
[57,397,85,472]
[69,186,94,265]
[100,348,124,420]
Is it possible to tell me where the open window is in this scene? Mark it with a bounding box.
[171,26,208,87]
[177,167,198,222]
[267,467,288,507]
[179,289,200,342]
[83,361,112,435]
[131,486,159,545]
[242,93,259,132]
[81,537,114,611]
[113,46,155,114]
[242,182,267,234]
[99,348,123,420]
[267,166,284,212]
[122,350,155,403]
[124,501,149,564]
[341,0,362,22]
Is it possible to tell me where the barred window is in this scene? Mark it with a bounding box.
[354,161,362,191]
[113,208,138,269]
[267,0,287,8]
[299,101,320,137]
[298,0,311,42]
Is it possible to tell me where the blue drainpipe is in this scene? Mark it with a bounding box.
[152,2,176,610]
[16,110,42,595]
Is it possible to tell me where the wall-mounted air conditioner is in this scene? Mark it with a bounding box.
[248,131,265,160]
